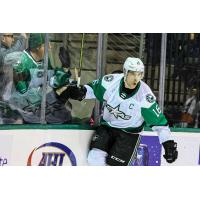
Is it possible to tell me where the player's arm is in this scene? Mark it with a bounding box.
[57,76,106,102]
[141,99,178,163]
[13,59,30,94]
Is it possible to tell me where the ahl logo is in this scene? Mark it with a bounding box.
[27,142,77,166]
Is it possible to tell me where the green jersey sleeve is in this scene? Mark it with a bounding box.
[87,77,106,102]
[141,102,168,126]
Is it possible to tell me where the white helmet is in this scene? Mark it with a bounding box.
[123,57,144,76]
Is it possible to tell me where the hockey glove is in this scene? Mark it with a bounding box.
[58,85,87,102]
[50,70,72,89]
[162,140,178,163]
[59,47,71,68]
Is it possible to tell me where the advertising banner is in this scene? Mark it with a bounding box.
[1,129,94,166]
[0,129,199,166]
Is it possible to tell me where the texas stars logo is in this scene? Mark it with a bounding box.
[104,75,114,82]
[105,104,131,120]
[146,94,155,103]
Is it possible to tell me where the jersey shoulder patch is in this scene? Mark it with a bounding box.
[146,93,155,103]
[102,73,123,89]
[104,74,114,82]
[139,81,156,108]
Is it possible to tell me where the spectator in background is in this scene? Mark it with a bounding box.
[0,33,27,66]
[7,33,72,124]
[0,33,27,100]
[181,88,200,128]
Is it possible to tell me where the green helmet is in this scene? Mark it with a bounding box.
[28,33,45,49]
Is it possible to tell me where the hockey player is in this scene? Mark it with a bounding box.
[7,33,72,124]
[58,57,178,166]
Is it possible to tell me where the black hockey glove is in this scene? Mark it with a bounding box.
[58,85,87,102]
[162,140,178,163]
[59,47,71,68]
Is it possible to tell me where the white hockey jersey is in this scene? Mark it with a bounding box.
[84,73,171,143]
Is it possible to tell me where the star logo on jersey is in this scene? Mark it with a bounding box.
[105,104,131,120]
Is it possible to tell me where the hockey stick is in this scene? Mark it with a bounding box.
[56,34,85,96]
[77,33,85,87]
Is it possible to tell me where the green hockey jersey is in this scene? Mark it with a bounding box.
[13,50,54,93]
[85,73,171,143]
[7,50,72,124]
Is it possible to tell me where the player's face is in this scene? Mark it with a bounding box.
[37,44,45,59]
[125,71,143,89]
[38,42,51,59]
[2,34,14,48]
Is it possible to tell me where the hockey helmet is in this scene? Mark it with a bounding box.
[123,57,144,76]
[28,33,45,49]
